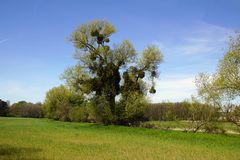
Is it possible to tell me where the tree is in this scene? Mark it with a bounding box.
[62,20,163,124]
[0,99,9,116]
[216,34,240,97]
[186,98,220,133]
[195,32,240,129]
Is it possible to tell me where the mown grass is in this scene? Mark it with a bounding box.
[0,117,240,160]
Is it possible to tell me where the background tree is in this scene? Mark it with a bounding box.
[0,99,9,117]
[62,20,163,124]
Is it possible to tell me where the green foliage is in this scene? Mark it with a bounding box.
[111,40,136,66]
[70,20,115,49]
[139,45,163,73]
[61,65,90,92]
[43,85,84,121]
[69,104,89,122]
[117,92,148,125]
[88,96,113,124]
[216,44,240,98]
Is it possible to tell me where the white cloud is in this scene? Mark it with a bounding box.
[149,76,196,103]
[0,81,47,104]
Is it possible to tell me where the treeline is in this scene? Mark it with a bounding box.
[1,98,239,124]
[145,101,240,133]
[1,97,239,133]
[146,102,224,121]
[145,102,192,121]
[0,100,43,118]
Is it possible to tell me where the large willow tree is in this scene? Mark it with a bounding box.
[62,20,163,124]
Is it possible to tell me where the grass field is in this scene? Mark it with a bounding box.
[0,117,240,160]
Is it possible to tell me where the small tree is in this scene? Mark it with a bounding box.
[187,98,220,133]
[43,85,84,121]
[195,32,240,130]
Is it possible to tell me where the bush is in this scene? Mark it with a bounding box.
[117,92,148,125]
[69,104,89,122]
[203,123,226,134]
[139,122,156,129]
[88,96,113,124]
[10,101,42,118]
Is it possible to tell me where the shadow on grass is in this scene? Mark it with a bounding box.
[0,144,45,160]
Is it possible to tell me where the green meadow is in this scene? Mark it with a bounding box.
[0,117,240,160]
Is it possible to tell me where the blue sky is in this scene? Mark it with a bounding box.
[0,0,240,104]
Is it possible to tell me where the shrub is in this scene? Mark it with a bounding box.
[203,123,226,134]
[139,122,156,129]
[69,104,89,122]
[118,92,148,125]
[88,96,113,124]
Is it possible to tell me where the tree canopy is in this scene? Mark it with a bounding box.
[195,32,240,104]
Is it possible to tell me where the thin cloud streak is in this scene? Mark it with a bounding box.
[0,39,9,44]
[178,21,232,55]
[154,21,233,56]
